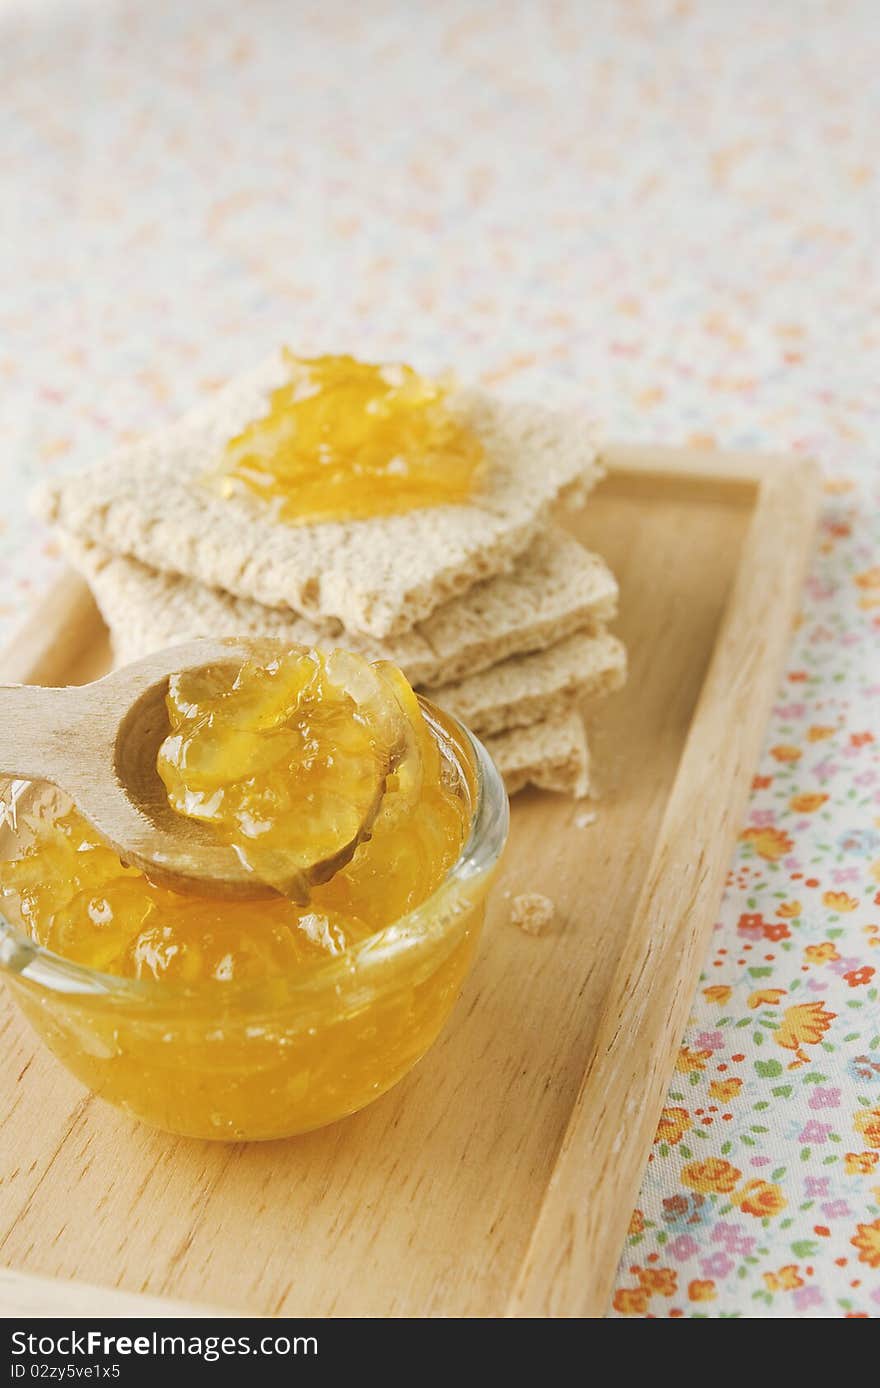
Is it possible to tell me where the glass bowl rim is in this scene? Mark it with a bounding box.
[0,701,509,1016]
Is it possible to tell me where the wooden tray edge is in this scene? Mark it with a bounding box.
[507,452,822,1316]
[0,573,104,687]
[0,1266,239,1320]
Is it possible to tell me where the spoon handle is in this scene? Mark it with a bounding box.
[0,683,93,786]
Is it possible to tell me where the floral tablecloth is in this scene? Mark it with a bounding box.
[2,0,879,1317]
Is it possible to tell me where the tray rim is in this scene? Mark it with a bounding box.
[510,444,820,1315]
[0,443,821,1319]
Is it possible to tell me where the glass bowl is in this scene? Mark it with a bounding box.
[0,700,508,1141]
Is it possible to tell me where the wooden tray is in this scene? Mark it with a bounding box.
[0,445,820,1319]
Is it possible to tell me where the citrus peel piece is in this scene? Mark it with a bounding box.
[156,644,422,902]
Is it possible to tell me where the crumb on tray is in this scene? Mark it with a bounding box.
[511,892,555,936]
[574,809,597,829]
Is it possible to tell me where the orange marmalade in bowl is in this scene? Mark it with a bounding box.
[0,647,508,1140]
[212,352,484,524]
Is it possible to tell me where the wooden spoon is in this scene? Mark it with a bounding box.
[0,638,381,901]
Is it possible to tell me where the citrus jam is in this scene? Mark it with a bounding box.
[0,651,506,1140]
[155,646,436,904]
[212,352,484,524]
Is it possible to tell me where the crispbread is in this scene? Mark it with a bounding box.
[510,893,556,935]
[34,353,602,638]
[60,526,619,688]
[484,710,590,798]
[427,628,626,736]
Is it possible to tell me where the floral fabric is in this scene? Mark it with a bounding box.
[2,0,879,1316]
[614,529,880,1315]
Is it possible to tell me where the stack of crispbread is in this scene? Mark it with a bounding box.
[34,352,626,798]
